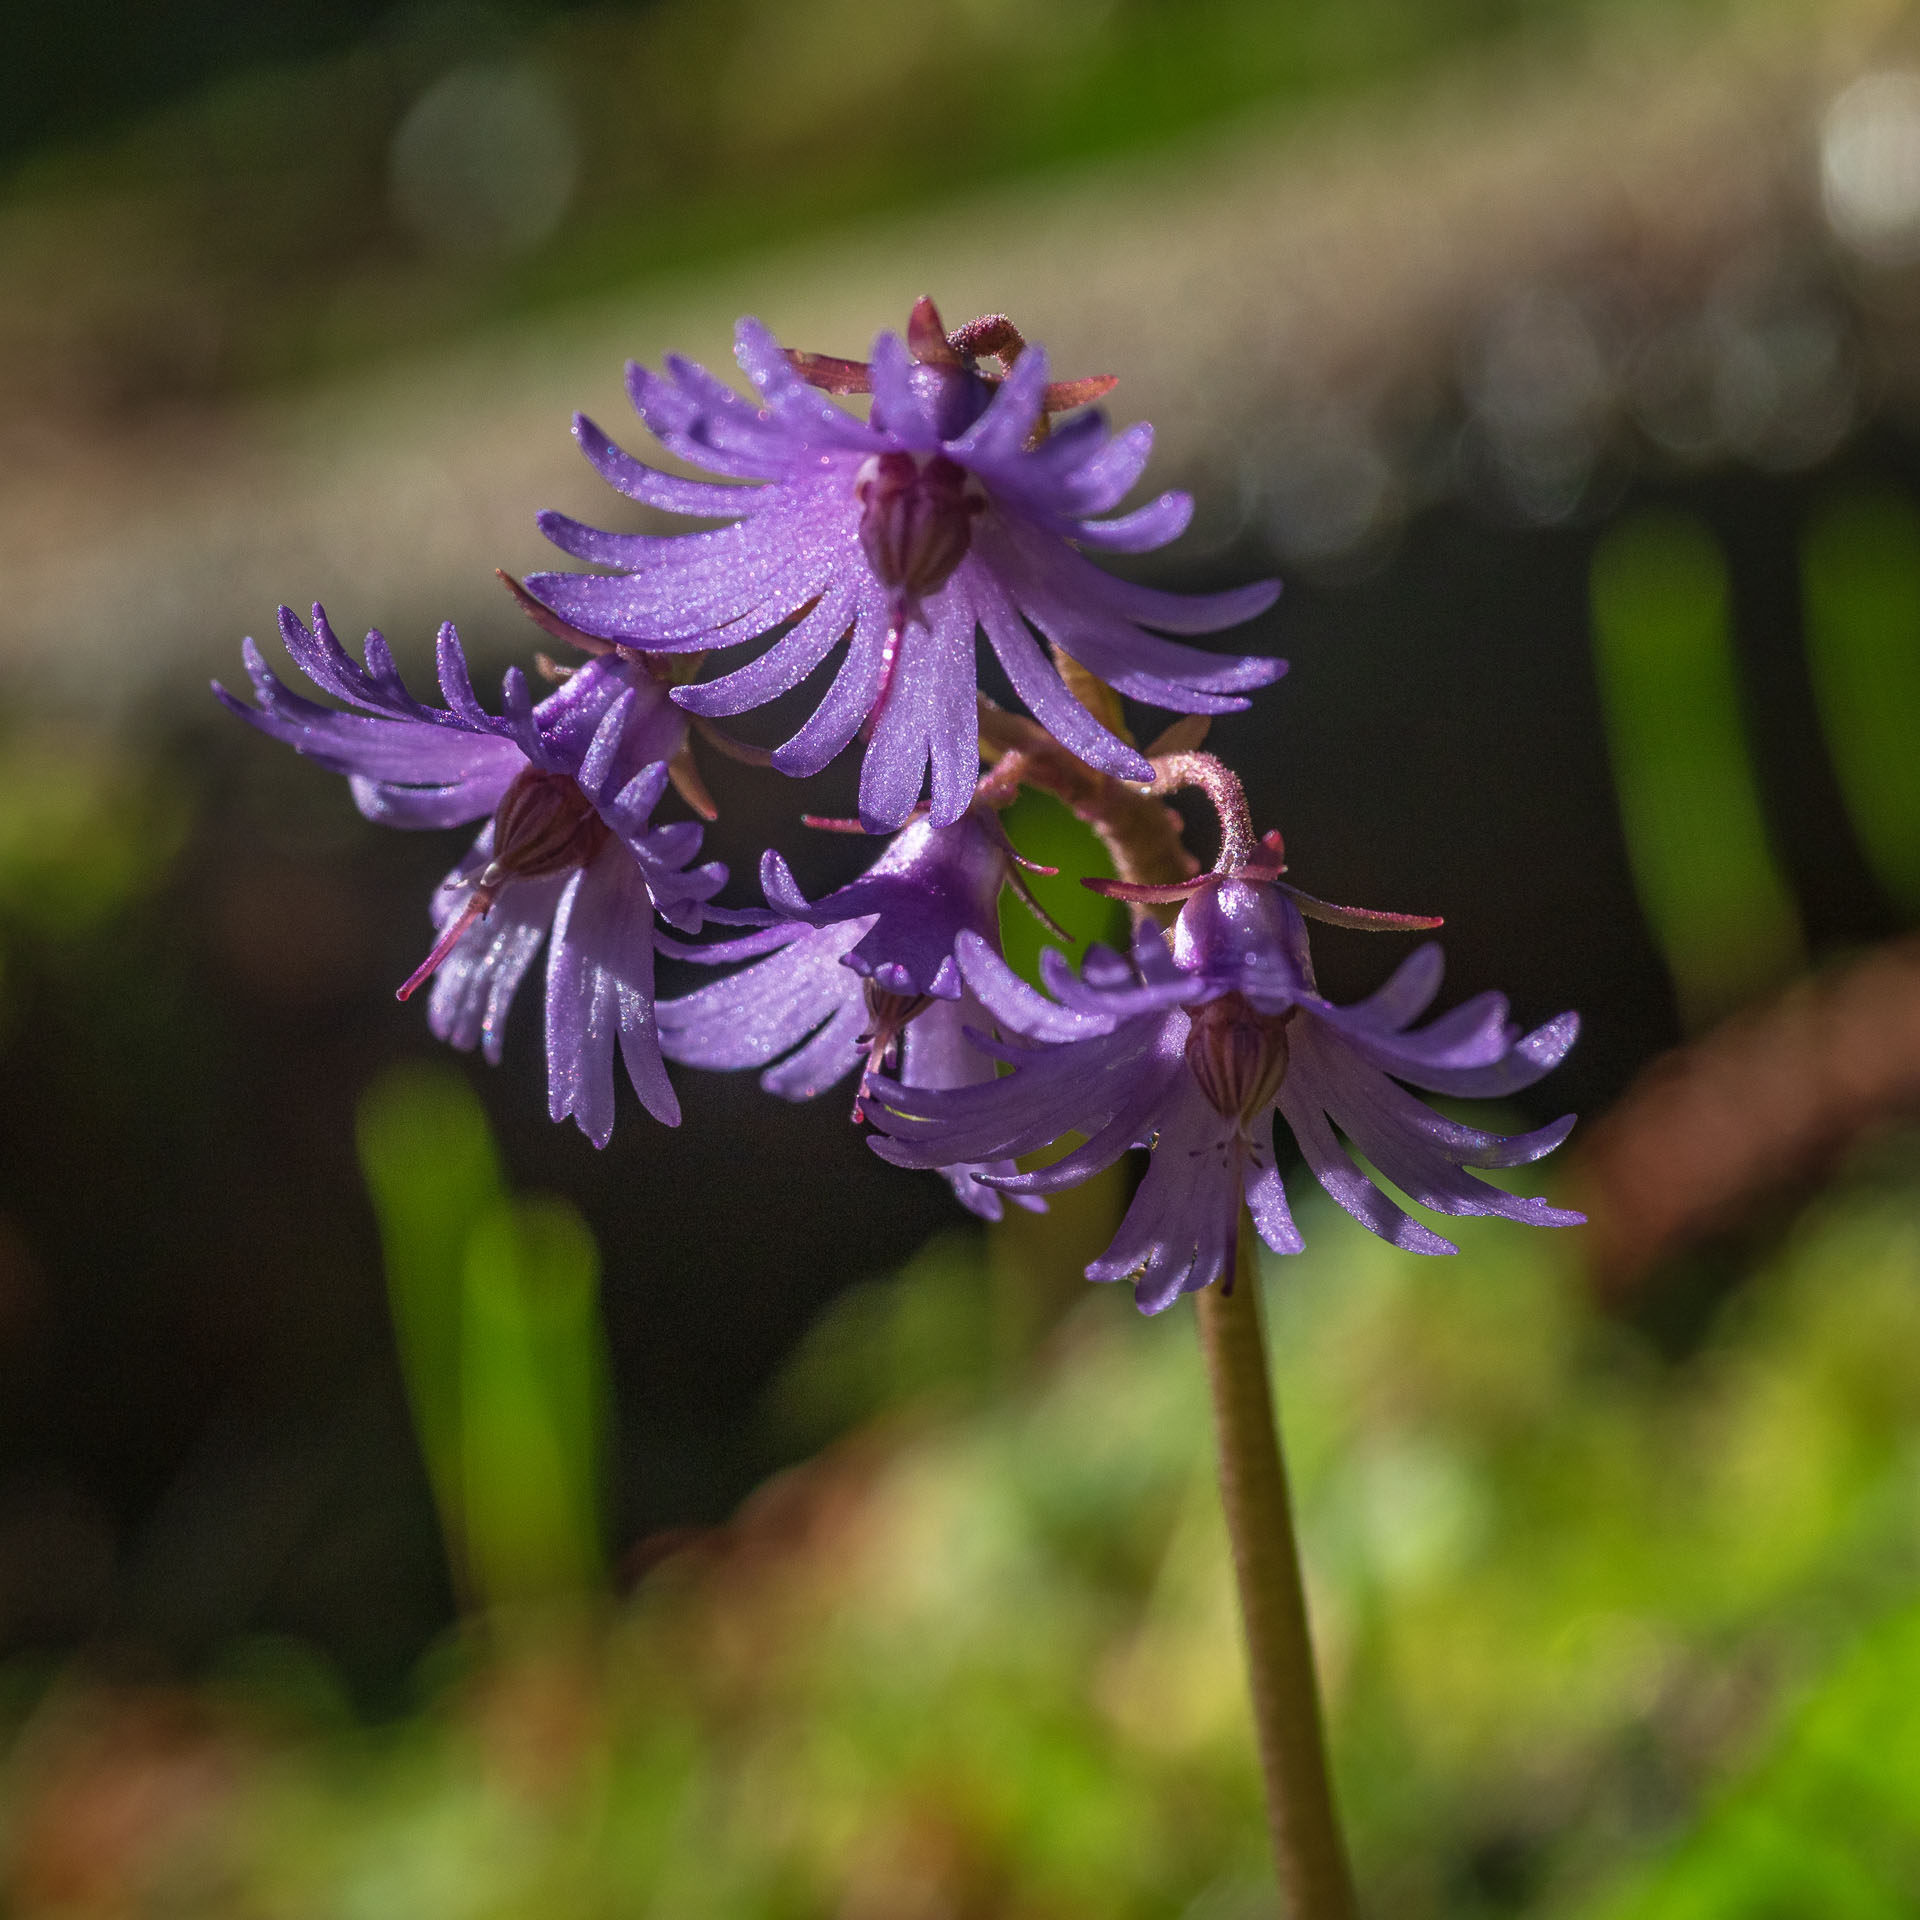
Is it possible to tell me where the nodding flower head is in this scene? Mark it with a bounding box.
[523,297,1283,832]
[656,804,1051,1220]
[864,848,1583,1312]
[216,606,728,1144]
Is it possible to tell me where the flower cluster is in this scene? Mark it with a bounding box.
[220,298,1581,1306]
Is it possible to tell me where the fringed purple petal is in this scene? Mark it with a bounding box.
[1084,1077,1244,1313]
[1244,1150,1305,1257]
[868,330,940,450]
[625,361,780,481]
[1343,1008,1582,1099]
[735,317,885,451]
[982,520,1282,711]
[435,625,497,731]
[656,920,868,1078]
[770,589,893,778]
[1278,1057,1459,1256]
[1070,490,1193,554]
[758,849,814,917]
[663,350,812,471]
[1351,942,1446,1032]
[870,1009,1182,1169]
[654,922,802,965]
[1056,420,1155,515]
[1036,941,1202,1020]
[948,342,1049,468]
[1080,564,1283,637]
[573,413,752,517]
[759,996,865,1099]
[426,843,567,1067]
[545,851,680,1145]
[671,583,856,718]
[897,995,1044,1222]
[857,588,979,831]
[953,931,1121,1042]
[969,562,1153,781]
[1297,1022,1581,1227]
[348,768,518,828]
[984,1045,1183,1193]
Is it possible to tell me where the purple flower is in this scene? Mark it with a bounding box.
[863,873,1582,1312]
[522,300,1283,833]
[657,808,1043,1220]
[216,604,729,1144]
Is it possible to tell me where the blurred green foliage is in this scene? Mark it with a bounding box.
[1802,489,1920,923]
[0,727,188,1048]
[16,1147,1920,1914]
[1589,511,1803,1027]
[0,729,186,940]
[357,1063,611,1609]
[1588,1601,1920,1918]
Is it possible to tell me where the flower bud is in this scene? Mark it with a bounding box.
[855,451,981,599]
[487,766,610,884]
[1185,994,1293,1129]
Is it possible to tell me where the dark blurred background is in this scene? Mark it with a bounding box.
[7,1,1920,1913]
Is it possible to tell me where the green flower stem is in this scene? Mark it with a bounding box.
[1195,1214,1357,1920]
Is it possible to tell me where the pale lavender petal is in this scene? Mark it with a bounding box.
[656,921,868,1074]
[671,582,856,718]
[1084,1078,1243,1313]
[545,851,681,1145]
[1244,1150,1305,1256]
[969,562,1152,781]
[1278,1041,1458,1255]
[771,589,892,778]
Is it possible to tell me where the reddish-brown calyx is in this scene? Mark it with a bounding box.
[784,296,1118,419]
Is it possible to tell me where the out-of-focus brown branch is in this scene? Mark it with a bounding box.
[1572,936,1920,1295]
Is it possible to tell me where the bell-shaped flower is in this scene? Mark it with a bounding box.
[863,872,1582,1312]
[217,605,729,1143]
[656,808,1045,1220]
[523,300,1283,832]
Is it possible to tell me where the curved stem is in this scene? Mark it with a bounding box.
[1195,1213,1358,1920]
[1149,750,1258,873]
